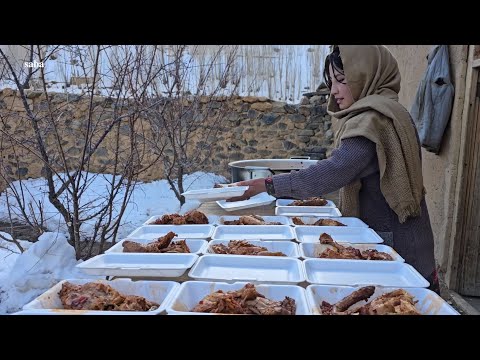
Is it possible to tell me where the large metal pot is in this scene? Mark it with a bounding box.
[229,157,318,182]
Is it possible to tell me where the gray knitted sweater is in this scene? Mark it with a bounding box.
[272,136,436,279]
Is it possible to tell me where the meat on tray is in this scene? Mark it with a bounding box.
[192,283,296,315]
[288,197,328,206]
[320,286,421,315]
[151,210,208,225]
[317,233,393,260]
[59,281,159,311]
[122,231,191,253]
[223,215,281,225]
[211,240,286,256]
[292,217,346,226]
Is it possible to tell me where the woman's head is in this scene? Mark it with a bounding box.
[324,45,401,113]
[323,45,355,110]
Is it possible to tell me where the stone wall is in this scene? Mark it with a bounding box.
[0,89,333,190]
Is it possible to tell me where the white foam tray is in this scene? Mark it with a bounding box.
[181,186,249,202]
[276,199,337,207]
[288,216,368,227]
[188,254,305,284]
[165,281,310,315]
[276,206,342,217]
[127,225,214,239]
[76,253,198,278]
[216,192,276,212]
[294,226,384,244]
[215,215,291,226]
[305,285,459,315]
[143,215,218,226]
[207,240,300,258]
[304,258,430,287]
[21,279,180,315]
[299,243,404,262]
[105,238,208,255]
[212,225,295,241]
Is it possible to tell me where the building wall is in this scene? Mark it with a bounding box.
[386,45,469,274]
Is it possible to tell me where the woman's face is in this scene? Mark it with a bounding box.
[329,64,355,110]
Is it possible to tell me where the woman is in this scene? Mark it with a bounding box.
[229,45,439,293]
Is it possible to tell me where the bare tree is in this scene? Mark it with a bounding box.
[0,45,167,259]
[145,45,241,205]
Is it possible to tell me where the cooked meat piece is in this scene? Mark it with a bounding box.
[192,283,295,315]
[152,214,183,225]
[292,217,305,225]
[150,210,208,224]
[357,289,420,315]
[321,287,420,315]
[59,282,159,311]
[317,233,392,260]
[122,231,177,253]
[184,210,209,224]
[313,219,346,226]
[160,239,191,253]
[288,197,328,206]
[211,240,286,256]
[223,215,281,225]
[361,249,394,261]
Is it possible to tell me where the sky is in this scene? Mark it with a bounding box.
[0,171,225,314]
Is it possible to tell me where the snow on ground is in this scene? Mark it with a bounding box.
[0,171,226,314]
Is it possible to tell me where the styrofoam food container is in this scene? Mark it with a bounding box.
[105,238,208,255]
[294,226,384,244]
[76,253,198,278]
[303,258,430,287]
[212,225,295,241]
[21,278,180,315]
[215,215,290,226]
[305,285,459,315]
[181,186,249,202]
[127,225,214,239]
[216,192,276,212]
[189,254,305,284]
[143,215,218,226]
[275,206,342,217]
[276,199,337,208]
[207,240,300,258]
[288,216,368,227]
[165,281,310,315]
[299,242,404,262]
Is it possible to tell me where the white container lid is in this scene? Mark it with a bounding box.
[212,225,295,241]
[189,254,305,284]
[304,258,430,287]
[181,186,249,202]
[294,226,384,244]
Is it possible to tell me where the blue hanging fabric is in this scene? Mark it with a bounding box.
[410,45,455,154]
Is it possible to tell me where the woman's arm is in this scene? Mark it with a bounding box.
[272,136,377,199]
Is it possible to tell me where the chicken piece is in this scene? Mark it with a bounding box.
[122,231,177,253]
[245,296,296,315]
[320,286,375,315]
[223,220,242,225]
[172,216,188,225]
[211,240,286,256]
[238,215,265,225]
[192,283,295,315]
[358,289,420,315]
[318,233,363,259]
[160,239,191,253]
[289,197,328,206]
[59,282,158,311]
[292,217,305,225]
[152,213,182,225]
[361,249,394,261]
[184,210,209,224]
[313,218,346,226]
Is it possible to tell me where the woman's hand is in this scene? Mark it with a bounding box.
[226,178,268,202]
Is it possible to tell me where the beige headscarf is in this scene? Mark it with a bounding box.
[327,45,424,223]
